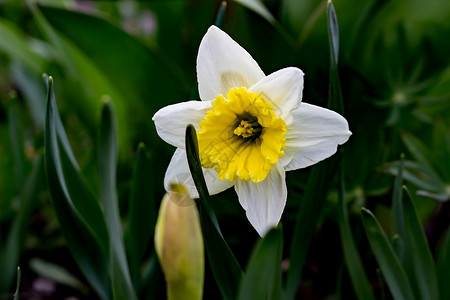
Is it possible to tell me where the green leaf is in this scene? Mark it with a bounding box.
[237,227,283,300]
[437,227,450,300]
[401,133,435,175]
[126,143,156,284]
[376,268,388,300]
[185,124,220,231]
[389,159,423,297]
[326,2,374,298]
[29,258,88,291]
[38,4,189,106]
[35,4,190,147]
[392,155,406,261]
[402,187,439,300]
[232,0,295,47]
[0,18,46,74]
[32,5,130,148]
[327,0,339,67]
[432,119,450,181]
[280,0,325,39]
[185,124,243,300]
[44,76,110,300]
[98,100,137,300]
[285,160,333,300]
[361,208,415,300]
[42,75,80,170]
[46,78,108,249]
[13,267,20,300]
[7,93,27,187]
[10,63,46,128]
[326,0,344,113]
[215,1,227,28]
[337,170,375,300]
[231,0,276,24]
[384,160,445,195]
[0,154,44,292]
[347,0,389,53]
[137,251,162,297]
[426,66,450,98]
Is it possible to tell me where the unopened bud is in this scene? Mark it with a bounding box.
[154,183,204,300]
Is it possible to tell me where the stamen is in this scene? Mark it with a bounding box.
[233,113,263,140]
[234,120,254,138]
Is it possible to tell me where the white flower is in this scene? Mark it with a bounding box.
[153,25,351,236]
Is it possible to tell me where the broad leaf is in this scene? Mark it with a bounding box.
[0,18,46,74]
[237,227,283,300]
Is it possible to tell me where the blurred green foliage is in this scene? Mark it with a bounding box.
[0,0,449,299]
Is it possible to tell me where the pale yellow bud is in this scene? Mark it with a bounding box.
[154,183,204,300]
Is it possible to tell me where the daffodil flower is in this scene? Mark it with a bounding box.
[153,25,351,236]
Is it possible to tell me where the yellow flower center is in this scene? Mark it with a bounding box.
[197,87,286,183]
[233,119,261,139]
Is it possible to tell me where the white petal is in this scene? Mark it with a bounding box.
[249,67,304,125]
[152,101,212,149]
[234,163,287,236]
[280,103,351,171]
[164,148,234,198]
[197,25,265,101]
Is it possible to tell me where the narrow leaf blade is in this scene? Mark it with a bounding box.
[185,124,220,231]
[44,76,109,300]
[7,93,27,186]
[13,267,20,300]
[401,133,435,174]
[326,0,344,114]
[126,143,156,283]
[338,167,376,300]
[285,160,333,300]
[325,2,374,298]
[403,187,439,300]
[361,208,415,300]
[392,155,406,251]
[215,1,227,28]
[185,124,243,300]
[0,155,44,292]
[327,0,339,67]
[98,100,137,300]
[231,0,276,24]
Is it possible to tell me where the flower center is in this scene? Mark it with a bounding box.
[197,87,286,183]
[233,117,262,140]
